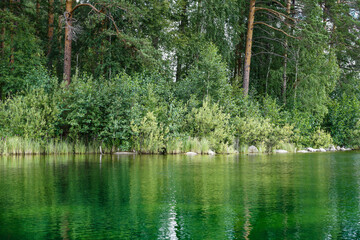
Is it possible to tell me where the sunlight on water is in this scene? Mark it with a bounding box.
[1,152,360,239]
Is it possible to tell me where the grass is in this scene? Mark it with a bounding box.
[0,136,240,155]
[166,138,183,154]
[0,136,103,155]
[277,142,297,153]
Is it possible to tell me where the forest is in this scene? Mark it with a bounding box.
[0,0,359,154]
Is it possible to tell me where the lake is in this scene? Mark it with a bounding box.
[1,152,360,239]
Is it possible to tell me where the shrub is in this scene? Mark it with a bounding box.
[185,97,232,152]
[131,112,166,153]
[234,116,294,152]
[311,129,333,148]
[1,88,59,143]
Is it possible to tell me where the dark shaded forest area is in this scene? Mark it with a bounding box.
[0,0,359,154]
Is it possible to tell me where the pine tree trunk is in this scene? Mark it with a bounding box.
[63,0,72,85]
[36,0,40,16]
[47,0,54,57]
[242,0,256,96]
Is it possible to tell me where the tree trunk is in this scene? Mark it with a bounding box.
[63,0,72,85]
[36,0,40,15]
[293,47,299,103]
[0,24,4,57]
[242,0,256,96]
[175,0,188,82]
[234,32,245,81]
[266,44,273,95]
[282,0,291,104]
[47,0,54,57]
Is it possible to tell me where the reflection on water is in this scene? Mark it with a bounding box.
[1,153,360,239]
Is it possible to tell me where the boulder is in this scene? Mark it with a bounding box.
[186,152,197,156]
[307,147,316,152]
[208,150,215,155]
[336,146,341,151]
[275,150,288,153]
[319,148,326,152]
[297,150,308,153]
[248,145,259,153]
[328,145,336,151]
[340,147,351,151]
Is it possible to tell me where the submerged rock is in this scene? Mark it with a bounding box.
[275,150,288,153]
[248,145,259,153]
[297,150,308,153]
[186,152,198,156]
[208,150,215,155]
[113,151,136,155]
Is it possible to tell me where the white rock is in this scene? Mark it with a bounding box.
[186,152,197,156]
[297,150,308,153]
[336,146,341,151]
[307,147,315,152]
[208,150,215,155]
[319,148,326,152]
[275,150,288,153]
[248,145,259,153]
[340,147,351,151]
[328,145,336,151]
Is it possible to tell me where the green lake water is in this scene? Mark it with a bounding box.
[1,152,360,239]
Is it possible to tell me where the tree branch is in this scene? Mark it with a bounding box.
[255,7,297,22]
[258,0,287,9]
[254,22,299,39]
[272,0,287,9]
[69,3,142,53]
[254,36,286,46]
[71,4,101,15]
[252,51,285,58]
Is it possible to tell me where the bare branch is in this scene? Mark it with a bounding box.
[254,36,286,46]
[254,22,299,39]
[255,7,297,22]
[257,0,287,9]
[71,3,101,15]
[252,51,286,58]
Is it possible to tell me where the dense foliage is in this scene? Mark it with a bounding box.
[0,0,359,154]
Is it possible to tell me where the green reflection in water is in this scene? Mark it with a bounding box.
[1,153,360,239]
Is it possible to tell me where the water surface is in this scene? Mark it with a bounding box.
[1,152,360,239]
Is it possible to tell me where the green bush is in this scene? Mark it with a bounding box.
[131,112,167,153]
[185,97,232,152]
[327,94,360,147]
[1,88,59,143]
[311,129,333,148]
[233,116,294,152]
